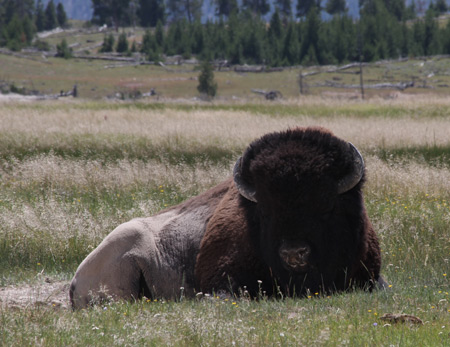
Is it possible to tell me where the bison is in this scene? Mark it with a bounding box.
[70,127,385,309]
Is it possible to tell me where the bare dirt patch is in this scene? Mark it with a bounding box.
[0,279,71,310]
[0,93,41,102]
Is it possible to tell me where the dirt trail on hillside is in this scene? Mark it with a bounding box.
[0,280,71,310]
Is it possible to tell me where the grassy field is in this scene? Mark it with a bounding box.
[2,52,450,100]
[0,95,449,345]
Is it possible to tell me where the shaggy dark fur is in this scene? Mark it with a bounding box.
[195,127,384,296]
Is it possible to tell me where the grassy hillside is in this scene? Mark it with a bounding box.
[0,96,449,345]
[1,25,450,100]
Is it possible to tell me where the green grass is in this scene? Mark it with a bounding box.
[1,289,449,345]
[372,145,450,167]
[3,96,450,120]
[0,132,237,164]
[0,99,449,345]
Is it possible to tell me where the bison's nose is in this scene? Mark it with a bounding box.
[279,243,311,272]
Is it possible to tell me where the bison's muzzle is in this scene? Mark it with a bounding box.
[279,241,312,272]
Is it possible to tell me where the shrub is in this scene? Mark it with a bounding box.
[100,34,114,53]
[56,38,72,59]
[197,60,217,98]
[33,40,51,51]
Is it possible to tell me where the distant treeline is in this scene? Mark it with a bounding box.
[93,0,450,65]
[0,0,67,50]
[1,0,450,66]
[135,6,450,66]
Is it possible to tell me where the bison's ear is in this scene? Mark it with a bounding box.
[337,142,365,194]
[233,156,257,202]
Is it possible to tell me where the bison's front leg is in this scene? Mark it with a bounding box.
[70,221,158,309]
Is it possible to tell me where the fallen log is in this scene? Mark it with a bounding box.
[235,65,265,73]
[73,54,138,62]
[0,48,52,64]
[302,63,369,77]
[251,89,283,100]
[319,80,415,91]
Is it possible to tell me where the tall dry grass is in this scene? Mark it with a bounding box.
[366,156,450,197]
[1,96,449,151]
[1,98,448,251]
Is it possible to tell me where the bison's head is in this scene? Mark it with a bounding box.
[233,127,366,295]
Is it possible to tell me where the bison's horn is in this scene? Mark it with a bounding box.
[337,142,365,194]
[233,156,257,202]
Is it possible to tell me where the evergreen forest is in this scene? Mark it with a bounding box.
[1,0,450,66]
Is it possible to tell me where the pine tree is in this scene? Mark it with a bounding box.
[383,14,401,58]
[427,1,439,16]
[116,32,129,52]
[92,0,132,30]
[300,7,321,64]
[398,21,412,57]
[56,3,68,28]
[383,0,405,20]
[243,0,271,16]
[44,0,57,30]
[358,0,406,61]
[166,0,185,22]
[35,0,46,32]
[197,59,217,98]
[241,18,265,63]
[404,0,417,20]
[443,20,450,54]
[215,0,239,17]
[267,9,284,65]
[411,20,425,56]
[325,0,347,15]
[229,41,243,64]
[21,14,34,43]
[167,0,203,23]
[361,0,404,20]
[281,21,300,65]
[141,29,161,60]
[190,20,204,55]
[227,12,243,64]
[423,9,441,55]
[3,14,25,51]
[184,0,203,23]
[327,15,356,63]
[0,0,36,49]
[296,0,320,17]
[209,19,230,60]
[100,33,115,52]
[139,0,165,27]
[435,0,448,14]
[275,0,292,19]
[164,19,192,56]
[1,0,34,21]
[128,0,139,27]
[0,0,16,30]
[155,20,165,47]
[269,9,283,39]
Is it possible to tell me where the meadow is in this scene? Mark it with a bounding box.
[0,95,449,345]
